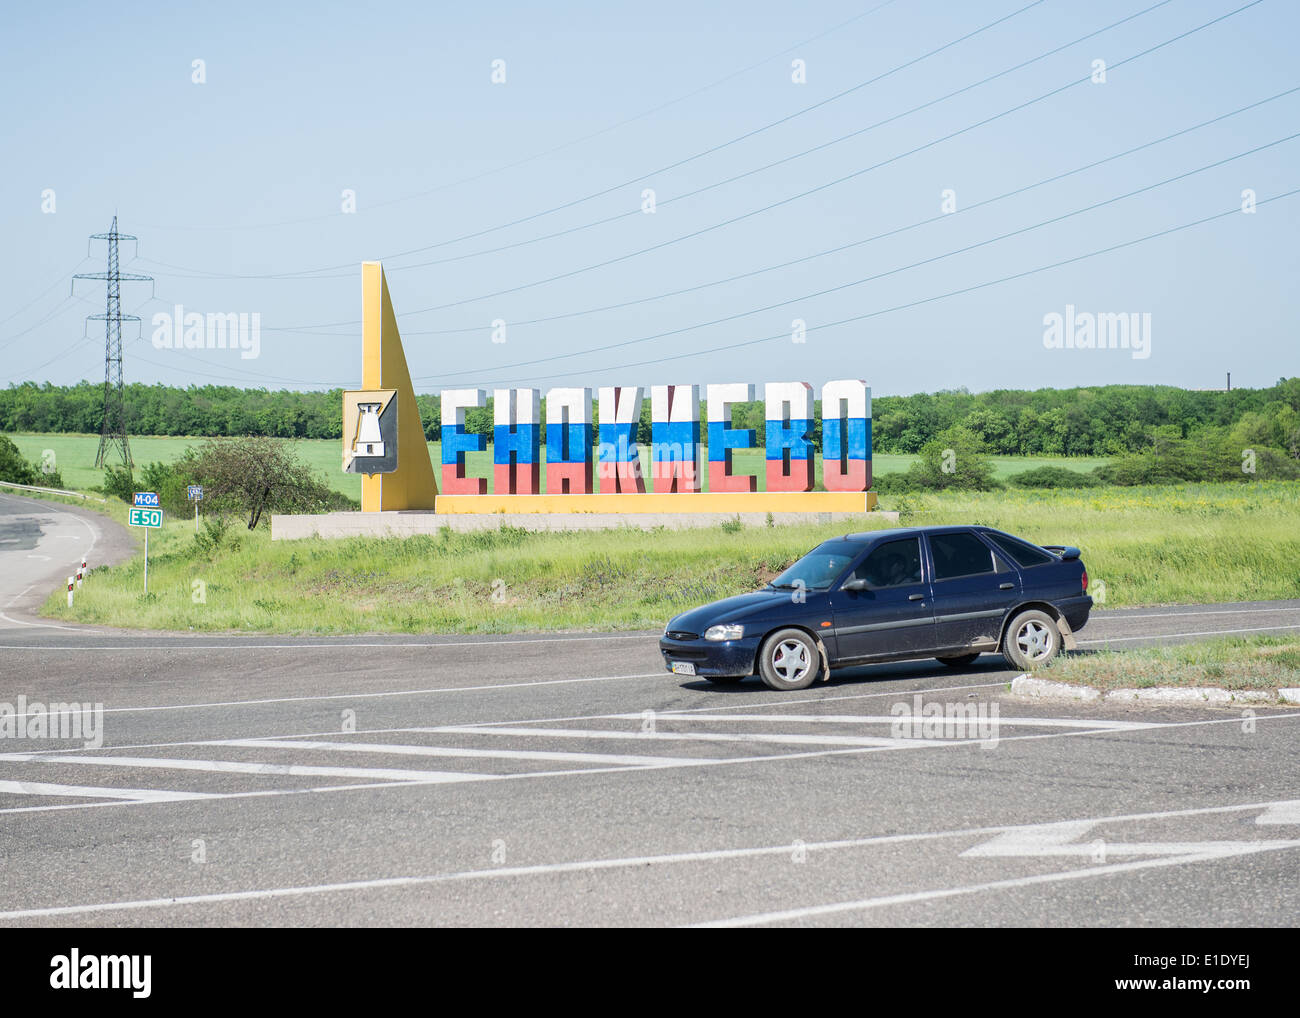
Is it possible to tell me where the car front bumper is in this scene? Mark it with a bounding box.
[659,634,760,677]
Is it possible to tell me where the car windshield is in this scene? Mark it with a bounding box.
[770,545,859,591]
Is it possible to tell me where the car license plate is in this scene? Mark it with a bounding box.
[670,661,696,676]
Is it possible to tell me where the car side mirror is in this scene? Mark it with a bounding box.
[841,578,869,592]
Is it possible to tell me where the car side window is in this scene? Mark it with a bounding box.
[984,532,1055,568]
[930,532,995,580]
[852,538,922,588]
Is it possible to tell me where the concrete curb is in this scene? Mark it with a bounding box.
[1010,674,1281,705]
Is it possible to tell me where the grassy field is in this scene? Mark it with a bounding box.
[1041,635,1300,692]
[41,481,1300,634]
[7,432,1109,499]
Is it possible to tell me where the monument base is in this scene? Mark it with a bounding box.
[272,492,887,541]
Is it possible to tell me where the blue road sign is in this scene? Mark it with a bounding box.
[133,492,160,508]
[187,485,204,500]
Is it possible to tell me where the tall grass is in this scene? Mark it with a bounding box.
[44,481,1300,634]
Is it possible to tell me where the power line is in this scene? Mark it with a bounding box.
[284,86,1286,343]
[266,0,1262,331]
[140,0,1053,281]
[134,1,903,234]
[469,188,1300,386]
[411,134,1299,381]
[0,259,91,328]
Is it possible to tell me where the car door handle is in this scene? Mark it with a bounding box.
[999,582,1015,590]
[908,593,925,601]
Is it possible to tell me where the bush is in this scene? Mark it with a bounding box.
[185,436,356,528]
[1096,433,1300,485]
[886,426,1001,492]
[140,460,192,516]
[1007,466,1103,489]
[101,464,136,502]
[0,435,38,485]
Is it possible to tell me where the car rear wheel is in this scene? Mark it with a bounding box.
[937,653,981,667]
[1002,609,1061,670]
[758,629,822,691]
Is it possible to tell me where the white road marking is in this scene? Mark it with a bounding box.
[1094,606,1300,622]
[1256,801,1300,825]
[0,779,218,803]
[0,671,666,719]
[0,712,1296,818]
[962,820,1300,858]
[604,713,1153,730]
[2,753,497,785]
[210,738,712,768]
[1079,623,1300,645]
[690,845,1300,928]
[428,725,908,749]
[0,633,655,651]
[2,797,1296,922]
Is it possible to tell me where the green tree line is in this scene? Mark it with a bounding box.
[3,378,1298,458]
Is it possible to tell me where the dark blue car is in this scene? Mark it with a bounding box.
[660,525,1092,690]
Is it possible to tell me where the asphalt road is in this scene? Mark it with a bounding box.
[0,491,1297,927]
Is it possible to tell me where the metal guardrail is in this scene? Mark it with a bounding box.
[0,479,108,503]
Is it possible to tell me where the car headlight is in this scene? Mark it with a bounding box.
[704,623,745,641]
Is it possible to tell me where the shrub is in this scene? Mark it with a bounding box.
[101,463,136,502]
[0,435,38,485]
[1007,466,1103,489]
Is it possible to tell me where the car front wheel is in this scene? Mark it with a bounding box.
[758,629,822,691]
[1002,609,1061,670]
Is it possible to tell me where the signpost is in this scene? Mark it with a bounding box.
[131,494,163,593]
[188,484,203,533]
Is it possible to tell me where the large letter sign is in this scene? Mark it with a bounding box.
[493,387,541,494]
[764,381,815,492]
[821,379,872,491]
[598,385,645,493]
[441,389,486,494]
[545,387,593,494]
[343,262,876,515]
[706,383,757,493]
[650,384,701,493]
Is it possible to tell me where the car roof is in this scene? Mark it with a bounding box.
[829,524,986,546]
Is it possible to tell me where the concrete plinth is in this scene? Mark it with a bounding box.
[272,508,898,540]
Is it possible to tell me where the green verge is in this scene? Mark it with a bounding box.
[1040,635,1300,692]
[40,481,1300,635]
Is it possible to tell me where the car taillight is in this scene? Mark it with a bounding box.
[1081,568,1088,592]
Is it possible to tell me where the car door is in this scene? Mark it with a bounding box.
[829,536,936,661]
[925,530,1020,652]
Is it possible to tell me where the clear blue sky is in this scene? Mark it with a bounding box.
[1,0,1296,397]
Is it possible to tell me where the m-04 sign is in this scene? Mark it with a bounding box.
[128,507,163,528]
[132,492,160,507]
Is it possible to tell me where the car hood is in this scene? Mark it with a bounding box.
[668,589,803,633]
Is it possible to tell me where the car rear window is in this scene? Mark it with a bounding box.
[929,532,995,580]
[984,532,1055,568]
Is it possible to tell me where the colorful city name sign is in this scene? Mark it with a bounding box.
[434,380,871,495]
[344,263,874,515]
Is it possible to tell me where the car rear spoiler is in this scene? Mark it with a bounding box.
[1042,545,1081,560]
